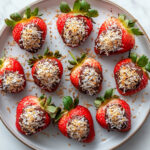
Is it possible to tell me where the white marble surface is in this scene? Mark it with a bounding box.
[0,0,149,150]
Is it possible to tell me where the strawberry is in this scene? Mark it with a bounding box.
[95,14,143,56]
[0,57,26,93]
[16,94,60,135]
[55,96,95,143]
[94,88,131,132]
[28,48,63,92]
[114,53,149,96]
[5,7,47,53]
[68,51,103,96]
[57,0,99,47]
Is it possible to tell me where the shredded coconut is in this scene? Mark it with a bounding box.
[67,116,89,141]
[19,24,43,52]
[117,64,141,93]
[62,17,89,47]
[34,59,60,91]
[106,104,128,130]
[19,105,46,135]
[95,23,122,55]
[0,71,25,93]
[79,66,102,96]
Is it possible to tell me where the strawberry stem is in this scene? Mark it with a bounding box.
[68,51,78,64]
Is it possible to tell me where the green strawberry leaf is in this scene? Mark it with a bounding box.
[54,50,62,58]
[119,14,126,21]
[60,2,71,13]
[104,88,114,100]
[0,59,3,65]
[86,9,99,18]
[63,96,73,110]
[130,52,137,63]
[73,97,79,108]
[94,100,102,108]
[47,106,61,118]
[31,8,39,16]
[137,55,148,67]
[68,60,77,65]
[5,19,16,28]
[73,0,81,12]
[145,62,150,72]
[131,28,143,35]
[80,0,90,12]
[24,7,31,19]
[10,13,22,21]
[69,51,78,64]
[46,96,52,105]
[127,20,135,28]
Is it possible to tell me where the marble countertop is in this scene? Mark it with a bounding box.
[0,0,149,150]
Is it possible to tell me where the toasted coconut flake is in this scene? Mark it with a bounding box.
[67,116,90,141]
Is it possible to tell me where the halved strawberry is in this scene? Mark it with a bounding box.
[55,96,95,143]
[68,51,103,96]
[0,57,26,93]
[28,48,63,92]
[95,14,143,56]
[16,94,60,135]
[114,53,149,96]
[5,7,47,53]
[94,88,131,132]
[57,0,99,47]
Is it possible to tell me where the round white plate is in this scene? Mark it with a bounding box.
[0,0,149,150]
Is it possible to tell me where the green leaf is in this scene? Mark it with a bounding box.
[73,97,79,108]
[80,53,86,61]
[47,106,60,118]
[0,59,3,65]
[68,60,77,65]
[5,19,16,28]
[63,96,73,110]
[60,2,71,13]
[73,0,81,12]
[69,51,78,64]
[86,9,99,18]
[127,20,135,28]
[24,7,31,19]
[145,62,150,72]
[31,8,39,16]
[80,0,90,12]
[104,88,114,100]
[137,55,148,67]
[131,28,143,35]
[10,13,22,21]
[54,51,62,58]
[55,111,64,122]
[44,48,50,56]
[130,52,137,63]
[40,94,45,99]
[46,96,52,105]
[94,100,102,108]
[119,14,126,21]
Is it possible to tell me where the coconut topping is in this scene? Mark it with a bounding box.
[79,66,102,96]
[19,24,43,52]
[95,23,122,55]
[62,17,89,47]
[19,105,46,135]
[67,116,90,141]
[0,71,25,93]
[34,59,60,92]
[105,104,128,130]
[117,64,142,93]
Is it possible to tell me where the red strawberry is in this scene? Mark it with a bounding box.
[0,57,26,93]
[94,89,131,132]
[56,96,95,143]
[16,94,60,135]
[114,53,149,96]
[68,51,103,96]
[28,48,63,92]
[95,14,143,56]
[5,7,47,53]
[57,0,99,47]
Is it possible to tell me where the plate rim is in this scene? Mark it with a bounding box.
[0,0,149,150]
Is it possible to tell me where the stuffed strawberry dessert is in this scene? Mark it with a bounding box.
[95,14,143,56]
[114,53,149,96]
[94,88,131,132]
[28,48,63,92]
[57,0,98,47]
[5,7,47,53]
[16,95,60,135]
[68,52,103,96]
[0,57,26,93]
[56,96,95,143]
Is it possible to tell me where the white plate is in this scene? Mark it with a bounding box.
[0,0,149,150]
